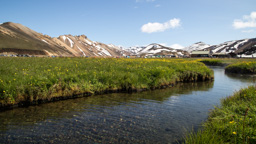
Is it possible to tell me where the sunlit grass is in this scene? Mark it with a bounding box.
[184,86,256,144]
[225,61,256,74]
[0,57,213,107]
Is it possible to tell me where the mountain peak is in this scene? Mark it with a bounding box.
[183,42,211,52]
[0,22,130,57]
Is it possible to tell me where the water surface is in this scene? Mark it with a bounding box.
[0,67,255,143]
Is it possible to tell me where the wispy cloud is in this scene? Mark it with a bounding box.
[141,18,181,33]
[242,29,255,33]
[233,11,256,29]
[155,4,161,7]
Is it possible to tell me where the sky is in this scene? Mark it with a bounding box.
[0,0,256,48]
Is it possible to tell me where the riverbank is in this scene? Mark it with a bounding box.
[0,58,213,110]
[184,85,256,144]
[199,58,256,66]
[199,59,256,74]
[225,61,256,74]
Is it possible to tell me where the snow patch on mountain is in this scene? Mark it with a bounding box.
[138,43,181,56]
[61,35,67,42]
[67,37,74,48]
[77,46,86,56]
[95,45,111,56]
[234,39,249,49]
[183,42,211,52]
[41,39,49,44]
[84,39,92,45]
[125,46,145,55]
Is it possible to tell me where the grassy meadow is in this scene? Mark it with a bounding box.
[184,86,256,144]
[225,61,256,74]
[0,57,213,107]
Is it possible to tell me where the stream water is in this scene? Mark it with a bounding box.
[0,67,255,143]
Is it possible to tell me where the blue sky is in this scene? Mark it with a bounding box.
[0,0,256,48]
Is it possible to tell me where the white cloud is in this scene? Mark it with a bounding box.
[155,4,161,7]
[141,18,181,33]
[233,11,256,29]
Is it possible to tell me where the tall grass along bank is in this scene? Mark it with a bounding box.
[199,59,224,66]
[225,61,256,74]
[0,58,213,109]
[184,86,256,144]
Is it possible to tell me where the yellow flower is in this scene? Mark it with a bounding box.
[229,121,234,124]
[3,91,5,93]
[233,132,237,135]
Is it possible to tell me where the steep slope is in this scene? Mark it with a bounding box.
[0,22,75,56]
[185,38,256,56]
[205,38,256,54]
[0,22,130,57]
[57,35,129,57]
[125,46,145,55]
[183,42,211,52]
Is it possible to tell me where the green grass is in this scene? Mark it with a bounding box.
[199,59,224,66]
[225,61,256,74]
[0,57,213,107]
[184,86,256,144]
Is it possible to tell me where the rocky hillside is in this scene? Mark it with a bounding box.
[56,35,129,57]
[205,38,256,55]
[0,22,129,57]
[184,38,256,56]
[126,43,189,57]
[125,46,145,55]
[183,42,211,52]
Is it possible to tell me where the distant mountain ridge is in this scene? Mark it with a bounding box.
[184,38,256,56]
[1,22,255,57]
[0,22,129,57]
[125,43,189,57]
[183,42,211,52]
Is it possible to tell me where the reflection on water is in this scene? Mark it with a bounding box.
[0,67,255,143]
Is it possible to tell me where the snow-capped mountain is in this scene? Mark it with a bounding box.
[184,38,256,56]
[0,22,130,57]
[127,43,189,57]
[57,35,130,57]
[125,46,145,55]
[205,39,256,54]
[183,42,211,52]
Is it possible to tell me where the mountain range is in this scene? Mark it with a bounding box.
[126,43,189,57]
[0,22,255,57]
[0,22,129,57]
[128,39,256,57]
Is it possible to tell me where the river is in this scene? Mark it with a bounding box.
[0,67,255,143]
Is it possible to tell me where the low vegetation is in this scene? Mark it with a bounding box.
[225,61,256,74]
[184,86,256,144]
[0,57,213,108]
[199,59,224,66]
